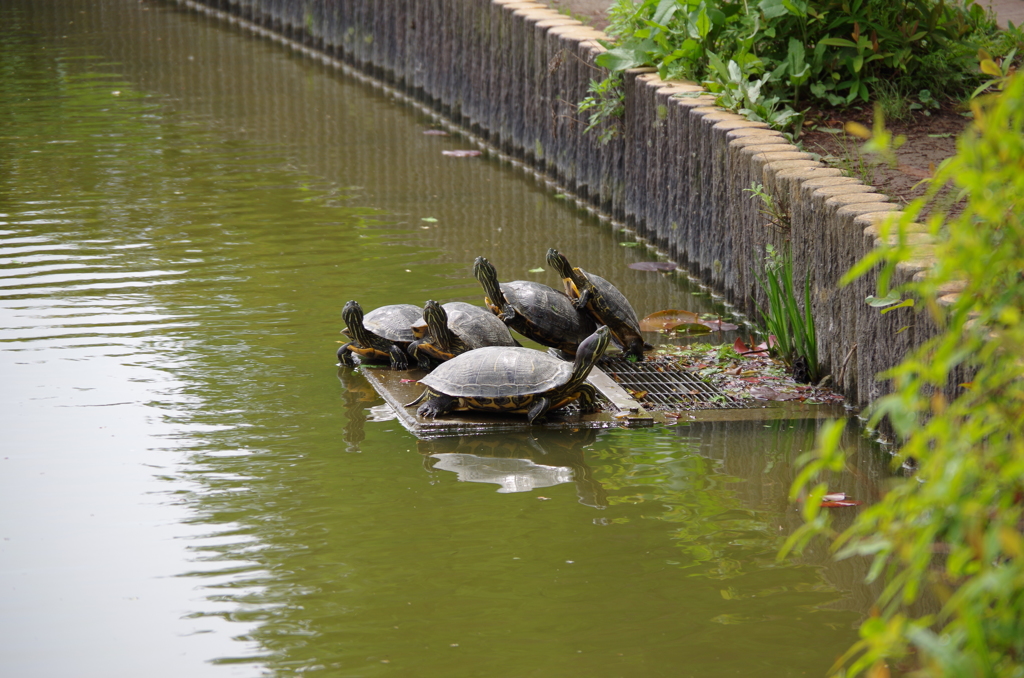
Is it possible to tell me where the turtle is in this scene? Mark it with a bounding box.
[407,300,519,370]
[337,300,421,369]
[472,256,596,355]
[545,248,652,361]
[406,326,611,424]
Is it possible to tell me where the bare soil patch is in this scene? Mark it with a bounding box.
[799,104,971,212]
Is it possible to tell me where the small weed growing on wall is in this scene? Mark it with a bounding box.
[746,182,790,231]
[579,75,625,144]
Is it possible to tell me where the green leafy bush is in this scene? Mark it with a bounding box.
[592,0,1014,132]
[784,73,1024,676]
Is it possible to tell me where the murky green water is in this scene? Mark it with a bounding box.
[0,1,895,676]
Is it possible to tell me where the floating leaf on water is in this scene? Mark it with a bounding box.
[620,242,640,247]
[442,149,482,157]
[821,500,863,507]
[528,267,545,273]
[701,318,739,331]
[669,322,711,335]
[640,309,699,332]
[422,129,449,136]
[628,261,677,272]
[421,217,438,222]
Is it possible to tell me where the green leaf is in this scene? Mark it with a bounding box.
[595,47,646,72]
[819,37,858,48]
[758,0,790,19]
[880,298,915,314]
[528,267,545,273]
[652,0,679,27]
[866,290,903,307]
[694,6,712,39]
[421,217,438,222]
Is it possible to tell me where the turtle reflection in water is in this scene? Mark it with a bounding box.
[406,327,611,424]
[417,429,608,507]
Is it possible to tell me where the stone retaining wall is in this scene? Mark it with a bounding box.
[173,0,940,413]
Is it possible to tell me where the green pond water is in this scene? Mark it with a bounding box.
[0,1,896,676]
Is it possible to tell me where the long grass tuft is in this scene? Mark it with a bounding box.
[754,244,820,383]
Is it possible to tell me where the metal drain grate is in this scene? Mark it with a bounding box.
[599,356,744,410]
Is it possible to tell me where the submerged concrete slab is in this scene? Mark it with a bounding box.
[360,364,656,438]
[353,361,849,438]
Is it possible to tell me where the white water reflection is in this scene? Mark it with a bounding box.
[430,453,575,494]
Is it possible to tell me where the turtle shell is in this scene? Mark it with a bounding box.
[500,281,596,350]
[360,304,422,345]
[419,346,572,398]
[578,269,642,331]
[428,302,518,350]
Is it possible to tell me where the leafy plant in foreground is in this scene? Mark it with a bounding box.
[784,73,1024,677]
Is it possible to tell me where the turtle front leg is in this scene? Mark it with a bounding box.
[572,287,592,311]
[337,342,356,366]
[407,340,434,371]
[498,302,517,323]
[388,344,409,370]
[417,393,457,419]
[624,337,647,361]
[575,384,600,413]
[525,396,551,425]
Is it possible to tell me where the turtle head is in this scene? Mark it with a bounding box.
[422,300,456,352]
[571,326,611,381]
[473,256,514,320]
[472,256,493,282]
[546,248,578,282]
[422,300,448,332]
[473,256,502,298]
[342,300,371,343]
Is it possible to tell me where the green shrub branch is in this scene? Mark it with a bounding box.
[784,73,1024,676]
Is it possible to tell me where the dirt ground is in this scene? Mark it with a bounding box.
[800,104,968,211]
[538,0,980,212]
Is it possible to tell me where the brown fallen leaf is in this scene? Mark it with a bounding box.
[641,309,700,332]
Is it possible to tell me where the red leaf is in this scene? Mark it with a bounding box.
[733,337,770,356]
[821,500,863,507]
